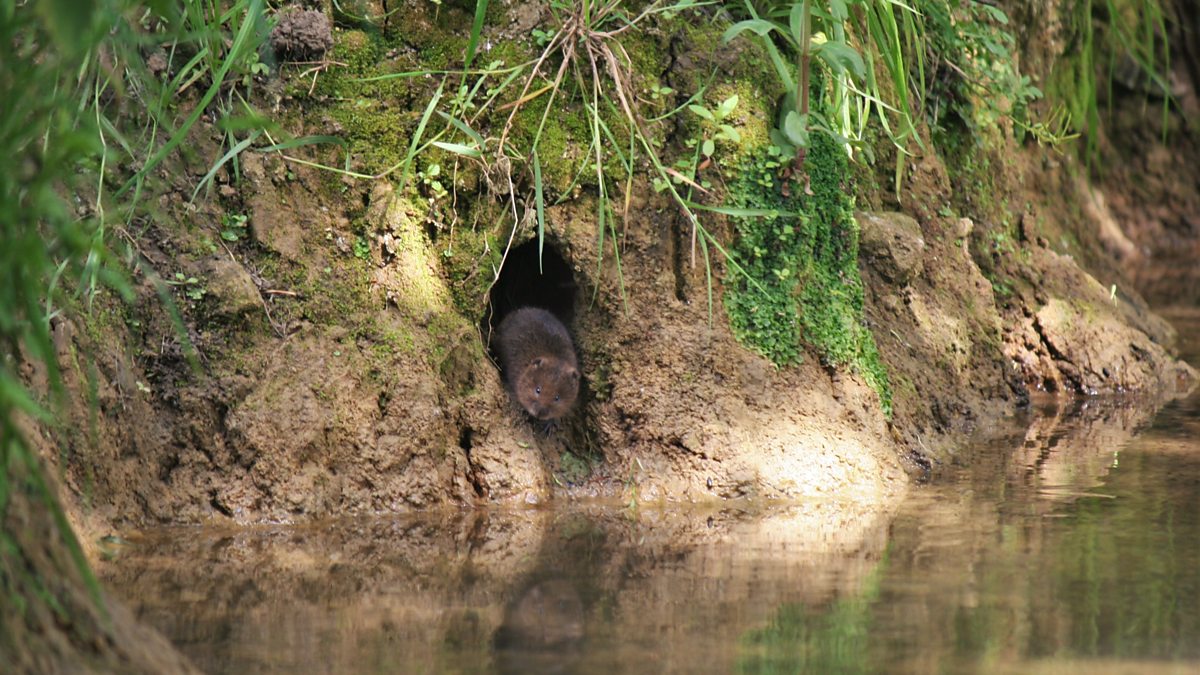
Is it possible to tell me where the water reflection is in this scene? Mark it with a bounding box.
[102,501,899,674]
[103,320,1200,674]
[494,578,584,674]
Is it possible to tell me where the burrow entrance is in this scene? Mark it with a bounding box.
[483,239,599,463]
[484,238,579,348]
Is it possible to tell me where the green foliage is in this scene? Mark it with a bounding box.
[724,146,804,365]
[725,132,892,414]
[353,236,372,261]
[1,0,270,649]
[723,0,924,182]
[167,273,208,303]
[221,213,250,242]
[1046,0,1170,162]
[2,0,132,617]
[920,1,1045,136]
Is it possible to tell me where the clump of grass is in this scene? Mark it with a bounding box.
[1048,0,1171,163]
[396,0,782,318]
[920,0,1076,150]
[2,0,271,664]
[723,0,925,193]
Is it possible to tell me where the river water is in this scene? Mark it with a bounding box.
[103,309,1200,674]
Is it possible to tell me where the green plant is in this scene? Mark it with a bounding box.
[418,163,450,201]
[221,213,250,242]
[166,273,208,302]
[2,1,270,666]
[723,0,924,191]
[1048,0,1170,162]
[654,93,743,195]
[690,93,744,160]
[725,120,892,413]
[353,236,372,260]
[921,0,1047,139]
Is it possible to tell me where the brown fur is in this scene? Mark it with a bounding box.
[494,307,580,420]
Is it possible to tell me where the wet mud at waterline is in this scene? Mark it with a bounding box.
[102,308,1200,674]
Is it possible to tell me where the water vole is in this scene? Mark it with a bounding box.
[494,307,580,421]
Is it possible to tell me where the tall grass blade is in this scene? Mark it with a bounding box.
[191,131,261,202]
[465,0,490,71]
[534,149,546,274]
[117,0,266,198]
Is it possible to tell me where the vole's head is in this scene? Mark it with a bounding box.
[514,356,580,420]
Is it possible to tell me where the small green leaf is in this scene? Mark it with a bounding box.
[814,41,866,79]
[702,139,715,156]
[719,124,741,142]
[783,111,809,148]
[432,141,481,158]
[981,5,1009,24]
[829,0,849,21]
[688,104,714,121]
[436,112,486,148]
[717,94,739,120]
[722,19,777,44]
[769,128,796,155]
[789,3,807,49]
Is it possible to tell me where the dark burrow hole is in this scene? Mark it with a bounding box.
[482,239,605,479]
[483,238,578,351]
[458,425,487,497]
[482,239,595,434]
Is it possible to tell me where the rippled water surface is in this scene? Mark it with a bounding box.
[104,310,1200,674]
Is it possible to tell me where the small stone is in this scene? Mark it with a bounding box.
[856,211,925,285]
[197,257,262,318]
[954,217,974,239]
[145,49,168,76]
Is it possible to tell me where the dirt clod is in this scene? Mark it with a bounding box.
[270,9,333,61]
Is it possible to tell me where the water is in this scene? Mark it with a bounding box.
[103,310,1200,674]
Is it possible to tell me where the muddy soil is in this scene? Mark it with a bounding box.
[96,386,1193,674]
[28,1,1196,552]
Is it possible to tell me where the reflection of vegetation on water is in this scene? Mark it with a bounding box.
[1031,450,1200,660]
[736,548,889,674]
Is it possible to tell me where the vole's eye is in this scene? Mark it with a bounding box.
[554,395,561,402]
[535,386,541,396]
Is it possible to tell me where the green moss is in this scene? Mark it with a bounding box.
[308,30,427,174]
[672,16,781,111]
[499,79,628,197]
[295,260,379,335]
[724,132,892,415]
[442,206,504,318]
[558,450,593,486]
[933,122,999,221]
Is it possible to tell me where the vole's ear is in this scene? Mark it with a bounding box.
[531,357,543,368]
